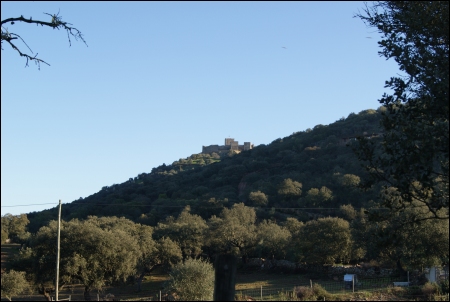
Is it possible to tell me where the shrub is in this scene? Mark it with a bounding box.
[312,283,331,301]
[294,286,314,300]
[167,258,214,301]
[422,282,440,296]
[294,284,331,301]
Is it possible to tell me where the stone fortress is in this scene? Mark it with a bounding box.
[202,138,254,154]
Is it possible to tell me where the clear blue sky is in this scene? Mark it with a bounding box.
[1,1,402,216]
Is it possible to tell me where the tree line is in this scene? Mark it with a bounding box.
[2,201,448,300]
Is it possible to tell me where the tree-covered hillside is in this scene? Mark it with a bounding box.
[7,107,448,295]
[27,108,383,233]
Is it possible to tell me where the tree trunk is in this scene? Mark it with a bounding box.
[396,259,407,277]
[84,286,91,301]
[136,264,160,292]
[136,272,145,292]
[38,284,52,301]
[214,254,237,301]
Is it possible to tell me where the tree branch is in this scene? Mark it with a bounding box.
[2,34,50,69]
[1,12,87,69]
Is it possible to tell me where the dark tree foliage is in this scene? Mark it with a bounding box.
[297,217,352,265]
[1,11,87,69]
[1,213,30,244]
[14,217,150,300]
[361,197,449,272]
[1,270,30,302]
[354,1,449,221]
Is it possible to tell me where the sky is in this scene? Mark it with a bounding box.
[1,1,403,216]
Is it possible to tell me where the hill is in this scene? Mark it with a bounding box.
[27,108,384,233]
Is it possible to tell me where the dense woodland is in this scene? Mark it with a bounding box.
[2,108,448,300]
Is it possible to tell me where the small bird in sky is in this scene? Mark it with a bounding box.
[366,37,372,39]
[282,46,287,49]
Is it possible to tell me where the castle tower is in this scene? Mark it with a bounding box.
[243,142,253,151]
[225,138,235,146]
[230,141,239,151]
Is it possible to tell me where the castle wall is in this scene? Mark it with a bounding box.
[218,145,231,151]
[203,138,253,154]
[202,145,220,154]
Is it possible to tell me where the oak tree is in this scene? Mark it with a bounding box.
[256,220,291,259]
[154,206,207,259]
[248,191,269,207]
[24,217,142,300]
[1,213,30,243]
[354,1,449,221]
[1,270,30,301]
[206,203,257,258]
[298,217,352,265]
[277,178,302,197]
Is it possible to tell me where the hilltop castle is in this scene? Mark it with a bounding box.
[202,138,254,154]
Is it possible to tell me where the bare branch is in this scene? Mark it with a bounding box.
[2,37,50,69]
[10,33,34,54]
[1,12,87,69]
